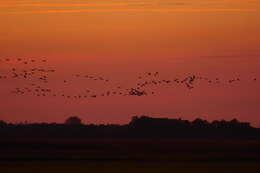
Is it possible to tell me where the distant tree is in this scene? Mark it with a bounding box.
[65,116,82,125]
[192,118,209,127]
[129,116,139,124]
[229,119,251,128]
[0,120,7,127]
[129,115,152,127]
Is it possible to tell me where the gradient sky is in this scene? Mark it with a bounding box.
[0,0,260,126]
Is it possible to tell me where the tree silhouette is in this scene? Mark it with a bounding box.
[0,120,6,127]
[192,118,209,127]
[65,116,82,125]
[0,116,258,139]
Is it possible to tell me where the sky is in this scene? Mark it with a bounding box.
[0,0,260,126]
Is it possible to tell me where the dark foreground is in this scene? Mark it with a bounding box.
[2,161,260,173]
[1,138,260,173]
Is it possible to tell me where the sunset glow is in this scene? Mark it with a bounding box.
[0,0,260,126]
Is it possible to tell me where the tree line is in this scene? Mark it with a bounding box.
[0,116,259,139]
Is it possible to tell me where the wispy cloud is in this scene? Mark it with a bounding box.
[0,2,153,7]
[0,8,256,15]
[202,53,260,59]
[0,1,257,15]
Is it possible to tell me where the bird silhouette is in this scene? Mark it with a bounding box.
[1,57,258,100]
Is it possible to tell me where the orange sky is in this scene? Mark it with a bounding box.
[0,0,260,126]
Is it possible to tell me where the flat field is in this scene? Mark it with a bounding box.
[0,138,260,173]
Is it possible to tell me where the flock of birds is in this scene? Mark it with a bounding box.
[0,57,258,100]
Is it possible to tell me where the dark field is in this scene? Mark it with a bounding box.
[2,161,260,173]
[1,138,260,173]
